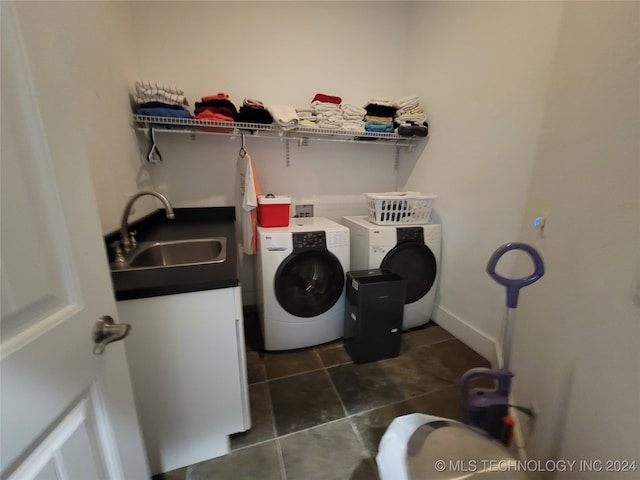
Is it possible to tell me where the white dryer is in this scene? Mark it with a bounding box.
[342,216,441,330]
[256,217,350,351]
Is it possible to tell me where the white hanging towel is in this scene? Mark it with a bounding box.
[235,148,261,255]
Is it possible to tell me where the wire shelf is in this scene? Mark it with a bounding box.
[131,115,422,146]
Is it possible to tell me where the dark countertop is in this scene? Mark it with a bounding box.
[107,207,239,301]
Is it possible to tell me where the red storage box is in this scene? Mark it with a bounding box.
[257,194,291,227]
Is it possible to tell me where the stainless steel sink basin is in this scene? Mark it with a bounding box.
[111,237,226,271]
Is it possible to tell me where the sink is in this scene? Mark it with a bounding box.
[112,237,227,271]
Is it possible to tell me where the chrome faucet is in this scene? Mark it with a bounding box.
[120,190,175,252]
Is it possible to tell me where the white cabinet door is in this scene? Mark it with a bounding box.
[0,4,149,479]
[118,287,250,475]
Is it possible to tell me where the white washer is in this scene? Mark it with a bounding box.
[256,217,350,351]
[342,216,441,330]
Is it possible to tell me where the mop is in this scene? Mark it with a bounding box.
[461,242,545,444]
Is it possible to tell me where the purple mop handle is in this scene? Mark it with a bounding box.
[486,243,545,308]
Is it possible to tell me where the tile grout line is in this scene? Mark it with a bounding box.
[322,366,351,420]
[262,379,287,480]
[275,437,287,480]
[322,364,375,469]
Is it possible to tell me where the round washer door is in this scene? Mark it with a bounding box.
[381,242,437,304]
[275,250,345,318]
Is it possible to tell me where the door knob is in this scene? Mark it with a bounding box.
[93,315,131,355]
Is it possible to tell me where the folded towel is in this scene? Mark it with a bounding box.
[135,80,189,106]
[342,120,366,132]
[365,120,394,133]
[194,105,237,119]
[299,118,319,128]
[201,93,230,102]
[235,105,274,124]
[365,115,394,123]
[244,98,265,109]
[267,105,299,130]
[196,110,234,133]
[396,113,427,124]
[312,93,342,104]
[195,98,238,114]
[196,110,234,122]
[367,97,394,107]
[311,101,341,113]
[341,103,367,117]
[315,112,343,121]
[394,96,420,109]
[136,80,184,96]
[397,121,429,137]
[318,120,343,129]
[364,103,397,118]
[296,108,315,120]
[342,113,365,121]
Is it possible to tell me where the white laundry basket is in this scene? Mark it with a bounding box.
[366,192,437,225]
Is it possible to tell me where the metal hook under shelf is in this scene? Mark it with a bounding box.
[146,126,162,163]
[239,131,247,157]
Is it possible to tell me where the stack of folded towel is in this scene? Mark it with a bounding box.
[134,80,192,119]
[267,105,300,131]
[194,93,237,132]
[340,103,366,132]
[311,93,343,130]
[394,95,429,137]
[364,97,397,132]
[296,107,317,128]
[234,98,274,125]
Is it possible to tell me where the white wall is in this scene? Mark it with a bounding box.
[401,1,564,358]
[13,1,163,235]
[127,1,414,218]
[509,2,640,473]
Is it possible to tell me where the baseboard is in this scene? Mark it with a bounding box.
[432,304,498,366]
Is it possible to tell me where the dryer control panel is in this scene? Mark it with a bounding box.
[292,231,326,251]
[397,227,425,244]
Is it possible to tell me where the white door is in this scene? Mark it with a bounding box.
[0,4,150,479]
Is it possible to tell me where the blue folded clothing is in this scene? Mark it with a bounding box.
[365,120,394,133]
[136,102,192,119]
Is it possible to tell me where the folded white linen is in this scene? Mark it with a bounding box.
[317,117,344,129]
[396,113,427,123]
[342,113,365,121]
[299,119,319,128]
[267,105,300,130]
[296,111,316,120]
[135,80,188,106]
[367,97,394,107]
[394,96,420,109]
[342,120,365,132]
[315,112,343,122]
[312,102,341,114]
[341,103,367,116]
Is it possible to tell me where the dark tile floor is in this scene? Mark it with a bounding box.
[155,311,490,480]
